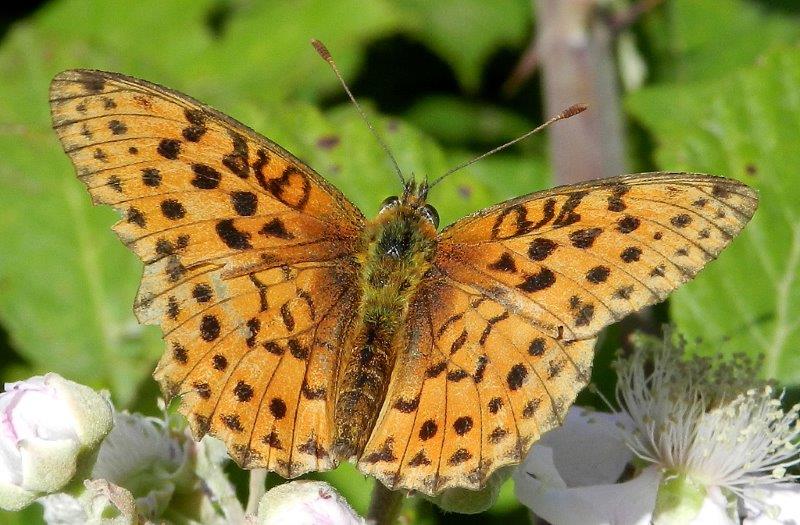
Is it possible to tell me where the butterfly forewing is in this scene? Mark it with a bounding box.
[49,69,364,477]
[437,174,757,339]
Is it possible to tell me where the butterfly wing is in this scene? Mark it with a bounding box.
[359,173,757,494]
[50,70,365,477]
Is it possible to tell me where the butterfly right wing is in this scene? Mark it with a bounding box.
[360,173,757,495]
[50,69,366,477]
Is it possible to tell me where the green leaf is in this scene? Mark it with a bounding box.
[0,0,223,403]
[0,506,43,525]
[0,107,163,404]
[626,48,800,383]
[0,42,542,407]
[434,149,549,228]
[399,0,530,91]
[404,95,534,147]
[200,0,407,104]
[314,462,373,515]
[642,0,800,83]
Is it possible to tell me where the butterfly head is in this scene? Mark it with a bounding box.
[377,179,439,230]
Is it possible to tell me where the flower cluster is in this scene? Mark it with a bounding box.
[0,374,363,524]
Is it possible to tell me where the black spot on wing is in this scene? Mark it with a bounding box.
[157,138,181,160]
[216,219,252,249]
[191,164,222,189]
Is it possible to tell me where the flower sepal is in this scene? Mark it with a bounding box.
[652,472,707,524]
[425,465,513,514]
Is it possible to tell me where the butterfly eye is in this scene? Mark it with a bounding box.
[421,204,440,229]
[379,196,400,213]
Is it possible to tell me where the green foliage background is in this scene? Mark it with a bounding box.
[0,0,798,522]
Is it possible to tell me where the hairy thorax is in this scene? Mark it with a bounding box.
[332,204,437,458]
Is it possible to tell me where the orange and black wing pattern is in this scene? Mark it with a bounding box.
[360,173,757,494]
[50,69,365,477]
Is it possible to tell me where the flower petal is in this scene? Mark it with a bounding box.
[523,407,635,487]
[19,437,80,493]
[515,463,661,525]
[743,484,800,524]
[0,478,36,512]
[690,487,736,525]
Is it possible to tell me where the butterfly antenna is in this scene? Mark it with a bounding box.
[312,39,405,187]
[428,103,588,189]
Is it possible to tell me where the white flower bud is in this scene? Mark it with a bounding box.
[256,480,364,525]
[0,373,113,510]
[90,412,193,520]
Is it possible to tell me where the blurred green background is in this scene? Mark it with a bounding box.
[1,0,799,523]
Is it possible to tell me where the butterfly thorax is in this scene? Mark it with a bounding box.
[333,198,438,459]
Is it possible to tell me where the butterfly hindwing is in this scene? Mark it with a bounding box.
[163,260,360,476]
[359,277,595,494]
[50,69,365,477]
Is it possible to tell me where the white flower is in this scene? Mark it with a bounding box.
[0,373,113,510]
[255,480,365,525]
[617,333,800,498]
[514,331,800,524]
[742,484,800,523]
[91,411,193,519]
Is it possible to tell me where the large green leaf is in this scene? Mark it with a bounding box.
[0,0,410,404]
[641,0,800,83]
[0,0,546,404]
[627,48,800,383]
[200,0,406,103]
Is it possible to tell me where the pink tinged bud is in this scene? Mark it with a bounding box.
[0,374,113,510]
[256,481,365,525]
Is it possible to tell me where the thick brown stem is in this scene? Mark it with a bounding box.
[535,0,626,185]
[367,481,404,525]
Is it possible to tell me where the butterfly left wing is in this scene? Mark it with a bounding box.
[49,70,366,477]
[359,173,757,494]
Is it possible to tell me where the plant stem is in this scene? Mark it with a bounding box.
[246,469,268,516]
[367,481,404,525]
[534,0,627,185]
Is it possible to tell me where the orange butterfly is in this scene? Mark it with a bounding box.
[49,64,757,496]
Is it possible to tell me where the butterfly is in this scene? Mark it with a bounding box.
[49,68,757,496]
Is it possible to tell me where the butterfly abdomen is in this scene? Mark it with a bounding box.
[333,206,437,458]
